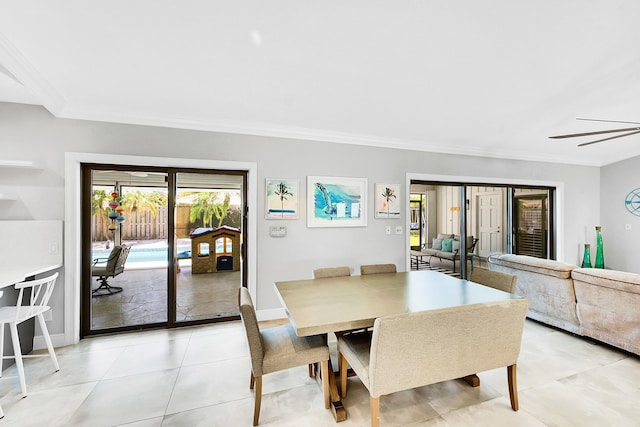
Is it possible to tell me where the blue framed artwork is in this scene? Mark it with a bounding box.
[266,178,299,219]
[307,176,367,227]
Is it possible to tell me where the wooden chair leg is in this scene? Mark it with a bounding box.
[308,363,314,377]
[250,372,255,390]
[320,359,330,409]
[253,375,262,426]
[507,364,519,411]
[338,352,348,398]
[370,395,380,427]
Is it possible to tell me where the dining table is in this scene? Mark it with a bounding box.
[274,270,524,422]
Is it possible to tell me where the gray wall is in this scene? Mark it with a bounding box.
[601,155,640,273]
[0,102,604,340]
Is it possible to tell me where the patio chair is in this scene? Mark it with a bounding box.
[92,245,131,296]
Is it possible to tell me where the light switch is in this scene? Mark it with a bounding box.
[395,226,403,235]
[385,226,391,235]
[625,224,632,230]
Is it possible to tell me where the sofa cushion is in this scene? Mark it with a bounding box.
[437,233,454,240]
[572,268,640,294]
[441,239,453,252]
[452,240,461,252]
[489,254,576,279]
[432,238,442,250]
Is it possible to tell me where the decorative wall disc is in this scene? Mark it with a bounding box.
[624,188,640,217]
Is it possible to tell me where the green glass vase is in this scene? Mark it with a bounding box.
[594,226,605,269]
[581,244,592,268]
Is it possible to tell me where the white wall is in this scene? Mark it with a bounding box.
[601,155,640,273]
[0,102,603,344]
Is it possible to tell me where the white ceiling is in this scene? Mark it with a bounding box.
[2,1,640,166]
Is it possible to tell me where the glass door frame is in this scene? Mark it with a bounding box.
[81,163,248,337]
[407,177,557,279]
[168,167,248,327]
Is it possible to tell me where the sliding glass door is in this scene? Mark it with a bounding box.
[82,165,247,336]
[408,180,556,278]
[173,171,245,323]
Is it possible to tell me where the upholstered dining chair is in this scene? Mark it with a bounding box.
[313,266,351,279]
[238,287,330,425]
[360,264,397,275]
[0,273,60,397]
[310,265,351,374]
[469,267,518,293]
[338,299,529,427]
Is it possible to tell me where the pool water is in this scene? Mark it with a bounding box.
[93,245,191,263]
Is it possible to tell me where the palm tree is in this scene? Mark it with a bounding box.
[190,192,220,228]
[212,193,232,227]
[382,187,396,216]
[274,182,293,218]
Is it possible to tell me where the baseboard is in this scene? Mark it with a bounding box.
[33,333,67,351]
[34,311,286,350]
[257,308,287,322]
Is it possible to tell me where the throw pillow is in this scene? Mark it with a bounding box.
[432,238,442,250]
[452,240,461,252]
[441,238,453,252]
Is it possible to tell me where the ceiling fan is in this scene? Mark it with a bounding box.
[549,118,640,147]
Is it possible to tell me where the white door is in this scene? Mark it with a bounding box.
[477,193,503,257]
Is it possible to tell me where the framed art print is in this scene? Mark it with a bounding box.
[266,178,299,219]
[374,183,401,218]
[307,176,367,227]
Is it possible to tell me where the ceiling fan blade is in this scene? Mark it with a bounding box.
[578,130,640,147]
[577,118,640,125]
[549,127,640,139]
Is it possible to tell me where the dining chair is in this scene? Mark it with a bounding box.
[238,287,330,425]
[338,299,529,427]
[360,264,397,275]
[469,267,517,293]
[310,265,351,374]
[0,272,60,398]
[313,266,351,279]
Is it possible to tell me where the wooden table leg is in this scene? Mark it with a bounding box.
[327,359,347,422]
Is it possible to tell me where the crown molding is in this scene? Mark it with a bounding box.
[0,32,66,115]
[62,106,606,167]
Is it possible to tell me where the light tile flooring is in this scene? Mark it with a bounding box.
[0,317,638,426]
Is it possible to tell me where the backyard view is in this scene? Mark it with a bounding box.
[87,168,246,334]
[92,185,242,268]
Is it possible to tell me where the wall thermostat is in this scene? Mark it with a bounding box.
[269,226,287,237]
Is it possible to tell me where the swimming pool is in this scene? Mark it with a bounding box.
[92,245,191,264]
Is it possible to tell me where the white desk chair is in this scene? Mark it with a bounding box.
[0,272,60,397]
[0,290,3,418]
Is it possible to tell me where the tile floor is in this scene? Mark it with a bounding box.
[91,266,240,330]
[0,316,638,426]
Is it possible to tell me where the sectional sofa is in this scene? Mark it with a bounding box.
[488,254,640,357]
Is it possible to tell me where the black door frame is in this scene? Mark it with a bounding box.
[81,163,247,337]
